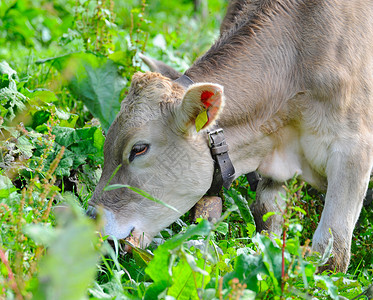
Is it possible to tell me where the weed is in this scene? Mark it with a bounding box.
[0,0,372,299]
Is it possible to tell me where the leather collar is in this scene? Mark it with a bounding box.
[174,74,194,88]
[205,126,236,195]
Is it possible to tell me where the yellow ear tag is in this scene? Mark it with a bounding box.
[195,109,208,132]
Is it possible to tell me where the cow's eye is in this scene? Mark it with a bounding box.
[129,143,149,162]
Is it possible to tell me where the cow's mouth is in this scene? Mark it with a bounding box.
[122,228,141,252]
[104,227,137,254]
[124,226,136,241]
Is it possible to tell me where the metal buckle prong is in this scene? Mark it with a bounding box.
[208,128,224,147]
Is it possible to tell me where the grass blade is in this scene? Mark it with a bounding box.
[104,184,180,213]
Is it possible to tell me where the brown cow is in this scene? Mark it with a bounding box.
[90,0,373,272]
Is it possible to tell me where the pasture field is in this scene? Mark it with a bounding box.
[0,0,372,299]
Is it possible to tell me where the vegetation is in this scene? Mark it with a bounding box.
[0,0,372,299]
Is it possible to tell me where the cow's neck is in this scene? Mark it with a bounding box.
[185,10,302,177]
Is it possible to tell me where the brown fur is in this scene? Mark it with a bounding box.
[92,0,373,273]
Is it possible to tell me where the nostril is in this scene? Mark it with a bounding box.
[86,205,97,220]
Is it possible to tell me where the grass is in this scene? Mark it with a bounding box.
[0,0,372,299]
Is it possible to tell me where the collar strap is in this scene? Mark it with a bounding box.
[206,127,236,196]
[174,74,194,88]
[174,74,236,195]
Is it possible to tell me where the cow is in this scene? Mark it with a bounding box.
[89,0,373,272]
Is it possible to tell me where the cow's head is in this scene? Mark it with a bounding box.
[90,71,224,247]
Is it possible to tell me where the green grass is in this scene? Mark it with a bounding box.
[0,0,372,299]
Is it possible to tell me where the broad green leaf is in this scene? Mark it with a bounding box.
[168,253,210,300]
[108,50,133,66]
[26,89,57,103]
[167,259,196,300]
[215,222,228,235]
[0,175,17,198]
[53,126,75,147]
[23,224,56,246]
[33,204,100,300]
[184,251,209,276]
[253,234,283,294]
[55,109,70,120]
[53,149,74,177]
[16,135,35,158]
[39,126,104,176]
[31,110,51,129]
[222,253,265,293]
[153,220,211,257]
[93,127,105,150]
[333,277,360,290]
[145,220,211,299]
[42,52,125,132]
[225,188,255,226]
[315,275,339,299]
[59,114,79,128]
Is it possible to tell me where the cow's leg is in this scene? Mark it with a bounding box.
[313,148,373,272]
[251,178,286,236]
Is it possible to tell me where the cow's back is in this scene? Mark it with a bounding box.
[297,0,373,105]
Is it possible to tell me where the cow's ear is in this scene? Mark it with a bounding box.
[173,83,224,134]
[139,53,182,80]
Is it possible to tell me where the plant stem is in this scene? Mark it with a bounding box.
[0,247,23,300]
[281,225,287,295]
